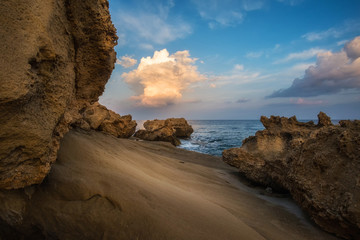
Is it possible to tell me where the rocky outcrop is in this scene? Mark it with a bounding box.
[165,118,194,138]
[222,112,360,239]
[134,118,193,146]
[74,102,137,138]
[0,0,117,189]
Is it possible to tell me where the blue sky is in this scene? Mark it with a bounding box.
[100,0,360,120]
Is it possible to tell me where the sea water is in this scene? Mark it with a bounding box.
[178,120,264,156]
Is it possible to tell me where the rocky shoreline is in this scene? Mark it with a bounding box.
[223,112,360,239]
[0,0,359,239]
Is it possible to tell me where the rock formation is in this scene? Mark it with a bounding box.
[74,102,137,138]
[222,112,360,239]
[134,118,193,146]
[0,0,117,189]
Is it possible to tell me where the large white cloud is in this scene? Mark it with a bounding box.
[122,49,206,107]
[269,36,360,97]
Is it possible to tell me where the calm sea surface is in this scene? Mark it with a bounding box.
[178,120,264,156]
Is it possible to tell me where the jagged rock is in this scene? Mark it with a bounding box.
[134,118,193,146]
[75,103,137,138]
[0,0,117,189]
[135,119,181,146]
[222,112,360,239]
[318,111,332,127]
[165,118,194,138]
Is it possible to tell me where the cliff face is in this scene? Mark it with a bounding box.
[223,113,360,239]
[0,0,117,189]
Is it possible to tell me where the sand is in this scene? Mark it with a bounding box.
[17,129,340,239]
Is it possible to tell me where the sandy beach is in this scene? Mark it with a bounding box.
[17,128,338,240]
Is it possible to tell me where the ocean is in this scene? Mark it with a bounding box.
[178,120,264,156]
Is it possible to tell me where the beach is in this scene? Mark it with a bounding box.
[14,128,338,239]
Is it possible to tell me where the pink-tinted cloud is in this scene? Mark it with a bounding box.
[290,98,324,105]
[269,36,360,98]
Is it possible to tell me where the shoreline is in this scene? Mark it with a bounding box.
[1,128,339,239]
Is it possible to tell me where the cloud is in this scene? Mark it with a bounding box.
[234,64,244,71]
[116,1,191,45]
[191,0,265,28]
[277,0,304,6]
[268,36,360,98]
[139,43,154,50]
[302,20,360,42]
[237,98,250,103]
[290,98,324,105]
[122,49,206,107]
[246,51,263,58]
[116,56,137,68]
[274,48,326,64]
[337,39,349,46]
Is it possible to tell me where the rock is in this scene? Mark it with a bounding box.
[165,118,194,138]
[82,102,111,129]
[134,118,193,146]
[134,122,181,146]
[222,112,360,239]
[0,0,117,189]
[75,103,137,138]
[317,111,332,127]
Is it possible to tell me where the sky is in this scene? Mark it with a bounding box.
[100,0,360,120]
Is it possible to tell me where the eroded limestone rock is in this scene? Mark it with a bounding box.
[222,112,360,239]
[74,102,137,138]
[0,0,117,189]
[134,118,193,146]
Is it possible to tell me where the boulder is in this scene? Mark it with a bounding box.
[222,112,360,239]
[75,103,137,138]
[0,0,117,189]
[166,118,194,138]
[135,120,181,146]
[134,118,193,146]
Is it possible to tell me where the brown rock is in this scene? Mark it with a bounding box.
[317,111,332,127]
[134,124,181,146]
[0,0,117,189]
[165,118,194,138]
[99,112,137,138]
[134,118,193,146]
[222,112,360,239]
[75,103,137,138]
[82,102,111,129]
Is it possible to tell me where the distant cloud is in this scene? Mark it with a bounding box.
[139,43,154,50]
[302,20,360,42]
[274,48,326,64]
[290,98,324,105]
[116,1,191,45]
[116,56,137,68]
[277,0,304,6]
[268,36,360,98]
[290,62,314,72]
[234,64,244,71]
[246,51,263,58]
[337,39,349,46]
[237,98,250,103]
[191,0,266,28]
[122,49,206,107]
